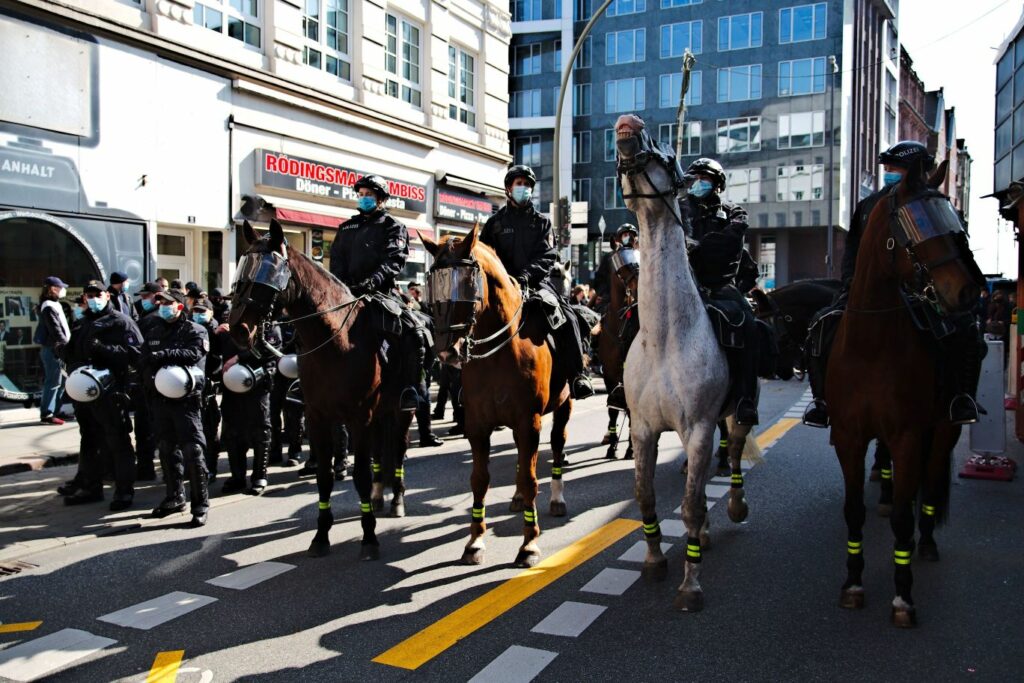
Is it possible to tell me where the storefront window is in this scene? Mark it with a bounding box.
[202,231,224,292]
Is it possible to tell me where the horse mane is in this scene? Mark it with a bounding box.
[284,244,355,337]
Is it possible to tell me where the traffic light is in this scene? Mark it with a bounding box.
[558,196,571,247]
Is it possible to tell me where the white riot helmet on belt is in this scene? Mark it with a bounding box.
[155,366,205,399]
[65,366,114,403]
[223,363,265,393]
[277,354,299,379]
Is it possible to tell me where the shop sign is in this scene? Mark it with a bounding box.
[255,150,427,214]
[435,186,496,225]
[0,145,81,212]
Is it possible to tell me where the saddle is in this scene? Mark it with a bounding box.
[365,291,407,337]
[702,292,748,349]
[526,288,567,330]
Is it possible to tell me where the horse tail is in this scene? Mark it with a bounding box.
[742,430,763,463]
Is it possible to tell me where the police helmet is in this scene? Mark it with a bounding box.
[277,354,299,379]
[504,165,537,189]
[223,363,266,393]
[879,141,934,169]
[154,366,205,399]
[686,158,727,191]
[65,366,113,403]
[616,223,639,240]
[354,174,391,200]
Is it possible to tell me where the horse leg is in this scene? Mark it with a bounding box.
[603,408,620,458]
[834,431,869,609]
[715,420,731,477]
[674,421,714,612]
[724,416,750,523]
[632,424,667,582]
[513,415,543,568]
[389,412,413,518]
[876,441,894,516]
[306,415,335,558]
[918,424,957,563]
[869,440,884,481]
[462,428,492,565]
[889,432,926,627]
[350,424,379,561]
[509,428,525,512]
[370,446,384,513]
[549,399,571,517]
[623,411,634,460]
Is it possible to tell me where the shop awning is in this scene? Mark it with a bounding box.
[274,207,347,228]
[436,173,504,198]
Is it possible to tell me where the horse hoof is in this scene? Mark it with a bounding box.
[605,446,618,460]
[461,548,485,565]
[509,498,525,513]
[839,588,865,609]
[624,446,634,460]
[716,463,730,478]
[877,503,893,517]
[673,590,704,612]
[513,550,541,568]
[549,501,567,518]
[389,499,406,518]
[371,497,384,513]
[869,469,881,482]
[601,433,613,446]
[699,531,711,550]
[918,541,940,562]
[307,539,331,557]
[727,498,749,524]
[641,558,668,582]
[359,544,380,561]
[891,606,917,628]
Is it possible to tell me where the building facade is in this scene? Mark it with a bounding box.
[994,11,1024,196]
[509,0,899,288]
[0,0,512,402]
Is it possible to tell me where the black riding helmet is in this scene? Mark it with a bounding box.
[504,165,537,189]
[616,223,638,240]
[879,141,934,169]
[354,174,391,200]
[686,158,727,191]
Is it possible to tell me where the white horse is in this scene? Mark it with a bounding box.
[615,114,752,612]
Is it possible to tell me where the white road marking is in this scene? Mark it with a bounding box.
[658,519,686,537]
[0,628,116,682]
[579,568,640,596]
[97,591,217,630]
[704,483,732,499]
[617,540,672,563]
[206,561,295,590]
[530,602,607,638]
[674,499,716,515]
[467,645,558,683]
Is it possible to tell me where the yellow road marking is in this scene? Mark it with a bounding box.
[0,621,42,634]
[756,417,799,450]
[373,517,641,670]
[146,650,184,683]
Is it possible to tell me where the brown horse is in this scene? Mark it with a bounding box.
[826,160,983,626]
[596,249,637,460]
[421,227,572,568]
[229,220,414,560]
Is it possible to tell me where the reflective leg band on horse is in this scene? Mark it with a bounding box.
[318,501,331,511]
[395,467,404,480]
[523,509,537,526]
[847,540,862,555]
[881,468,892,481]
[642,516,661,539]
[894,548,912,566]
[922,504,936,517]
[360,502,372,514]
[552,466,563,480]
[730,471,744,488]
[686,538,702,564]
[372,463,381,475]
[471,507,485,521]
[719,439,727,449]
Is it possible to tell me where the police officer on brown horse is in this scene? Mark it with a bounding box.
[329,174,421,411]
[481,165,594,399]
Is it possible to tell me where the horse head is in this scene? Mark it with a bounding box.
[614,114,690,228]
[750,288,794,381]
[421,226,487,365]
[877,159,984,313]
[229,219,296,349]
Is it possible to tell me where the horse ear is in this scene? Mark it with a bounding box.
[269,219,286,254]
[456,223,479,259]
[242,220,259,246]
[927,160,949,190]
[420,231,440,257]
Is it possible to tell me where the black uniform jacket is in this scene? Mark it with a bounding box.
[67,306,143,387]
[329,209,409,293]
[139,314,209,399]
[108,286,138,321]
[480,203,556,290]
[685,194,749,288]
[840,186,893,285]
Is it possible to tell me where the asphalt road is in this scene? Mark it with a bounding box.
[1,379,1022,682]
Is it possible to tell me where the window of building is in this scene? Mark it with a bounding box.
[511,90,542,117]
[776,164,824,201]
[573,83,592,116]
[514,136,542,166]
[448,45,476,127]
[779,3,827,44]
[608,0,645,17]
[658,122,702,156]
[573,131,592,163]
[194,0,261,48]
[574,36,592,69]
[779,57,826,96]
[554,40,561,72]
[1015,66,1024,107]
[718,12,762,51]
[997,82,1013,124]
[997,50,1013,88]
[575,0,592,21]
[301,0,350,80]
[605,77,645,113]
[996,118,1012,159]
[661,0,701,8]
[512,0,542,22]
[717,65,761,102]
[778,111,825,149]
[724,168,761,204]
[572,178,591,203]
[604,177,626,209]
[659,71,702,107]
[514,43,541,76]
[385,13,422,107]
[660,21,702,59]
[606,29,646,65]
[604,129,616,161]
[717,117,761,153]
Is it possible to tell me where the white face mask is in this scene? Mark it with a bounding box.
[58,288,67,299]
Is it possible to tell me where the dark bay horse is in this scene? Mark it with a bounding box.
[750,279,841,380]
[596,249,637,460]
[421,228,572,568]
[230,220,414,560]
[827,160,983,626]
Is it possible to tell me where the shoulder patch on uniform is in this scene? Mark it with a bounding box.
[202,338,210,352]
[126,333,137,345]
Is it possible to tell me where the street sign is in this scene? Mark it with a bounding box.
[570,227,588,245]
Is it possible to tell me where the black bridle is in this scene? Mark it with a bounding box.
[615,128,691,232]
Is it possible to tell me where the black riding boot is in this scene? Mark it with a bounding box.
[730,345,759,426]
[948,326,987,425]
[802,304,844,429]
[394,332,423,412]
[803,347,830,428]
[558,306,594,400]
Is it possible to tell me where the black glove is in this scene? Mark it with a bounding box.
[147,350,167,368]
[351,279,375,296]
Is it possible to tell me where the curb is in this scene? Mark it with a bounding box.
[0,454,78,477]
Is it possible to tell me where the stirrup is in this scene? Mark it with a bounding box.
[607,384,627,411]
[802,400,830,428]
[570,375,595,400]
[949,394,979,426]
[399,387,419,412]
[735,398,759,426]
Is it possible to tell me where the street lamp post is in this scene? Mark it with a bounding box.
[826,54,837,278]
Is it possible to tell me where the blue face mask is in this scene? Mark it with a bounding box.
[883,171,904,187]
[357,196,378,212]
[86,297,106,313]
[511,186,533,204]
[688,180,714,198]
[158,304,178,321]
[141,299,156,312]
[72,307,85,321]
[192,311,211,324]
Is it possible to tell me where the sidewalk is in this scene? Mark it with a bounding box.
[0,407,80,476]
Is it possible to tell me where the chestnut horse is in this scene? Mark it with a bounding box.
[421,228,572,568]
[596,249,637,460]
[230,220,414,560]
[827,160,983,626]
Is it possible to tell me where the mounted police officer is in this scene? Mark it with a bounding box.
[142,290,211,526]
[683,158,760,425]
[190,296,223,479]
[329,174,420,411]
[65,280,142,509]
[480,165,594,399]
[803,140,986,428]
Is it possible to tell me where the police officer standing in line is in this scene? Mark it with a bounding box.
[329,174,421,411]
[107,272,138,321]
[65,280,142,509]
[480,165,595,399]
[57,295,101,499]
[210,288,231,323]
[134,282,163,319]
[190,296,223,479]
[132,281,164,481]
[143,290,211,526]
[269,317,304,467]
